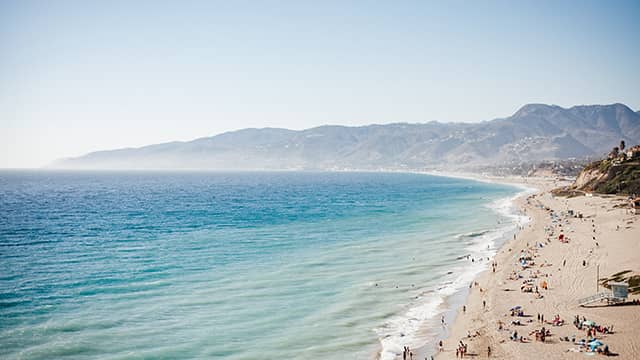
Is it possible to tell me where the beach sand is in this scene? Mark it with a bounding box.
[430,176,640,360]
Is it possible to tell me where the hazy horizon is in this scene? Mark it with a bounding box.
[7,101,640,170]
[2,0,639,168]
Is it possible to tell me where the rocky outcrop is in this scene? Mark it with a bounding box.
[573,165,609,190]
[568,157,640,195]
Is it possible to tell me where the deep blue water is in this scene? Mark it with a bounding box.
[0,171,520,359]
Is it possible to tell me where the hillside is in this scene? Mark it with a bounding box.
[572,161,640,195]
[51,103,640,171]
[563,144,640,195]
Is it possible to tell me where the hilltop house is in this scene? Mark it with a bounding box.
[625,145,640,160]
[631,197,640,215]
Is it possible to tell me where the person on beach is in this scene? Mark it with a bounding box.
[487,346,491,357]
[463,305,466,313]
[441,315,445,326]
[438,340,443,352]
[457,341,466,358]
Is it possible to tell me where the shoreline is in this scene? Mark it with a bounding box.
[431,175,640,359]
[414,174,541,360]
[378,172,541,360]
[417,174,548,360]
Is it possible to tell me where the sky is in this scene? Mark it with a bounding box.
[1,1,639,168]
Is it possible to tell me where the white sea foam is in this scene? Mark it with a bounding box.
[376,186,533,360]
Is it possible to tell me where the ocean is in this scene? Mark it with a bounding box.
[0,171,527,359]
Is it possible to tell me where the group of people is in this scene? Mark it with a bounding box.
[509,329,529,342]
[454,340,467,358]
[530,326,551,342]
[401,346,414,360]
[574,315,612,335]
[547,314,564,326]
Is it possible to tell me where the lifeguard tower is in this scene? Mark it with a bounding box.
[578,282,629,306]
[609,282,629,299]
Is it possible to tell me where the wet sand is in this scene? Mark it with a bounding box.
[433,177,640,359]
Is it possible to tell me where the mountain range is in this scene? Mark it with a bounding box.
[52,103,640,171]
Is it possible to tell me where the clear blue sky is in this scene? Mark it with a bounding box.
[1,0,639,167]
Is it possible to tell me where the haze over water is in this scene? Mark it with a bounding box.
[0,171,524,359]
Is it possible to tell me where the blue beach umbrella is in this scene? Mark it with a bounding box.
[588,340,603,350]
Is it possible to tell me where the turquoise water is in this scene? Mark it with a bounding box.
[0,171,523,359]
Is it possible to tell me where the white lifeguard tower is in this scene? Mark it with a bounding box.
[609,282,629,299]
[578,282,629,306]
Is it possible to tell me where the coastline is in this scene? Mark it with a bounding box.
[429,174,640,359]
[408,172,543,360]
[376,171,541,360]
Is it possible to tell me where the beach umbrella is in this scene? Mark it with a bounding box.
[588,340,603,347]
[589,340,603,350]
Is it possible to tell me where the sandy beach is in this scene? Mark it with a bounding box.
[431,176,640,360]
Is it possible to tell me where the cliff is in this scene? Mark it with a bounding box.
[567,152,640,195]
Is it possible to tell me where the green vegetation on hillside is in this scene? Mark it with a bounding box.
[561,142,640,196]
[592,162,640,194]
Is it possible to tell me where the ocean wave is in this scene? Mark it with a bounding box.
[376,189,531,359]
[455,230,490,239]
